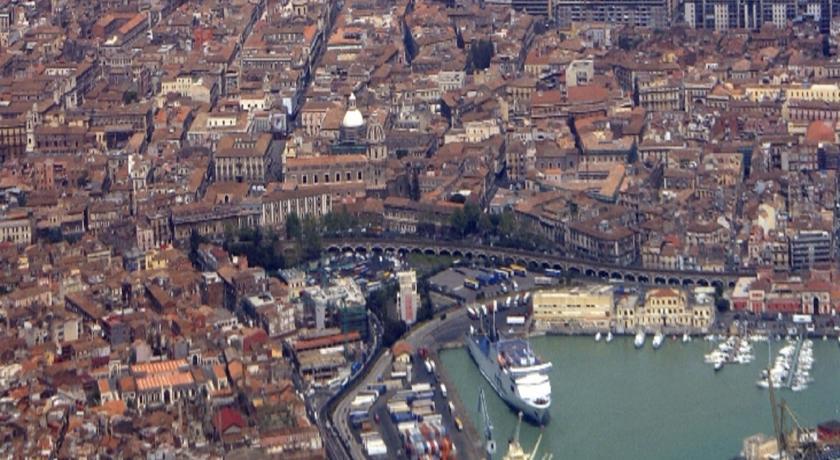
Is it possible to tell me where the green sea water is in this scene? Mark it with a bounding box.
[440,336,840,460]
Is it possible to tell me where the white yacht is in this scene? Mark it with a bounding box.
[634,331,646,349]
[606,332,614,343]
[595,332,602,342]
[652,332,665,350]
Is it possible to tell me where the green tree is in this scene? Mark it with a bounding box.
[410,171,421,201]
[478,212,494,237]
[463,203,481,235]
[285,213,302,240]
[618,35,635,51]
[122,89,138,105]
[498,211,516,237]
[300,215,322,261]
[470,39,494,70]
[628,143,639,164]
[714,284,729,312]
[416,278,434,322]
[450,208,467,238]
[189,229,206,267]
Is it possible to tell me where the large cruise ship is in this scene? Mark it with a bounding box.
[466,325,552,424]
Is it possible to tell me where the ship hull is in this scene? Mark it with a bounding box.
[466,335,551,425]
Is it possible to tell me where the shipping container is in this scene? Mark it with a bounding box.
[352,394,375,406]
[397,421,418,432]
[411,383,432,392]
[391,411,417,423]
[493,268,510,280]
[388,401,411,414]
[534,276,554,286]
[411,390,435,401]
[476,273,496,286]
[506,315,526,325]
[364,437,388,456]
[412,399,436,411]
[412,406,434,417]
[351,400,372,412]
[545,268,562,277]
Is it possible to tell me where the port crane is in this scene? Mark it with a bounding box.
[502,412,553,460]
[768,367,819,459]
[478,388,496,459]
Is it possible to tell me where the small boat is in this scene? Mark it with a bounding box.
[606,332,614,343]
[714,361,724,372]
[595,332,602,342]
[682,333,690,343]
[634,331,645,349]
[652,332,665,350]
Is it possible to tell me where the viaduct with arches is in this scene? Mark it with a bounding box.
[325,238,756,289]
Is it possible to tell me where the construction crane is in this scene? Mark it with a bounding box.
[478,388,496,460]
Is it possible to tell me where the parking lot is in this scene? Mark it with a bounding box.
[428,264,554,304]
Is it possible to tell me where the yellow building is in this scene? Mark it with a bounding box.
[616,287,714,333]
[532,285,614,331]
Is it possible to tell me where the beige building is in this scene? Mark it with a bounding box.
[615,287,715,333]
[282,154,368,200]
[0,215,32,245]
[160,74,218,105]
[214,133,274,183]
[532,285,614,330]
[260,188,333,229]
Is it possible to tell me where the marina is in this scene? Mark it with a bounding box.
[704,336,755,371]
[441,336,840,460]
[756,338,815,392]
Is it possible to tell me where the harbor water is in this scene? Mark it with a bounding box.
[440,336,840,459]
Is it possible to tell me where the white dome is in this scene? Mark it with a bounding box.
[342,108,365,128]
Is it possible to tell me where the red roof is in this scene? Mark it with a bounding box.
[214,407,245,434]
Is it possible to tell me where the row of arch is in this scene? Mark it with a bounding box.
[326,243,739,289]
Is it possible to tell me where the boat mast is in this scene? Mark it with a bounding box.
[492,300,497,341]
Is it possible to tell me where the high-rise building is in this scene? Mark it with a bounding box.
[395,271,420,326]
[790,230,832,271]
[682,0,829,31]
[485,0,553,16]
[554,0,671,28]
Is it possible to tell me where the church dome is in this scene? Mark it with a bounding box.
[341,93,365,128]
[805,120,835,145]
